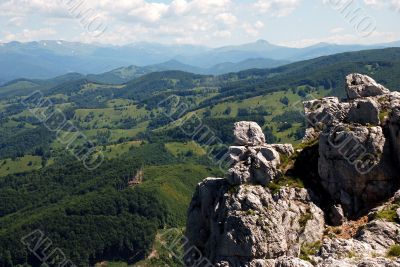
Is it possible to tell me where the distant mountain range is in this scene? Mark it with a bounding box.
[0,39,399,83]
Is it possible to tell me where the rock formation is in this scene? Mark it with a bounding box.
[227,122,293,186]
[304,74,400,218]
[185,74,400,266]
[346,73,390,99]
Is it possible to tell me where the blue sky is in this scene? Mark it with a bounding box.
[0,0,399,47]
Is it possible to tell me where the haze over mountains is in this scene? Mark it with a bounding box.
[1,39,400,84]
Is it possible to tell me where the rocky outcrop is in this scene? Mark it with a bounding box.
[233,121,266,146]
[314,196,400,266]
[345,98,380,125]
[346,73,390,99]
[227,123,293,186]
[227,145,281,186]
[304,74,400,218]
[318,124,396,216]
[186,74,400,267]
[186,179,325,266]
[186,121,323,266]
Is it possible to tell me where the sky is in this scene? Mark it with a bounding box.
[0,0,399,47]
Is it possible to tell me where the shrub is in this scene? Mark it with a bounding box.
[374,204,399,222]
[299,211,313,228]
[387,244,400,257]
[300,241,321,263]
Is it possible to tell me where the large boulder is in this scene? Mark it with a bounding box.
[234,121,266,146]
[346,73,390,100]
[318,123,397,216]
[303,97,350,128]
[303,97,350,141]
[185,180,325,266]
[227,146,281,186]
[270,144,294,157]
[346,98,380,125]
[228,122,293,186]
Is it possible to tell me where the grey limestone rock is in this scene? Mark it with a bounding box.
[346,73,390,100]
[318,123,397,216]
[346,98,380,125]
[186,181,325,266]
[234,121,266,146]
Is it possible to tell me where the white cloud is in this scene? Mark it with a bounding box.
[215,13,237,25]
[243,22,263,37]
[127,2,169,23]
[7,16,24,27]
[391,0,400,11]
[330,27,344,34]
[363,0,380,6]
[213,30,232,38]
[255,0,301,17]
[169,0,189,15]
[363,0,400,11]
[254,21,264,29]
[279,31,400,48]
[0,0,67,17]
[0,0,397,46]
[2,28,57,42]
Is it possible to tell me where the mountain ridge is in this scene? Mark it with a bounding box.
[1,39,399,83]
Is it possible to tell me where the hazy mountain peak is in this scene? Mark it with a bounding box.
[255,39,271,44]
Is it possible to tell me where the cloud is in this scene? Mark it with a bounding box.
[213,30,232,38]
[127,2,169,23]
[0,0,67,17]
[2,28,57,42]
[86,0,237,44]
[391,0,400,11]
[363,0,381,6]
[363,0,400,11]
[169,0,189,15]
[330,27,344,34]
[255,0,301,17]
[279,31,400,48]
[0,0,397,46]
[215,13,237,25]
[242,21,265,37]
[7,16,24,27]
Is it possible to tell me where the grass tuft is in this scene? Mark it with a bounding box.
[387,244,400,258]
